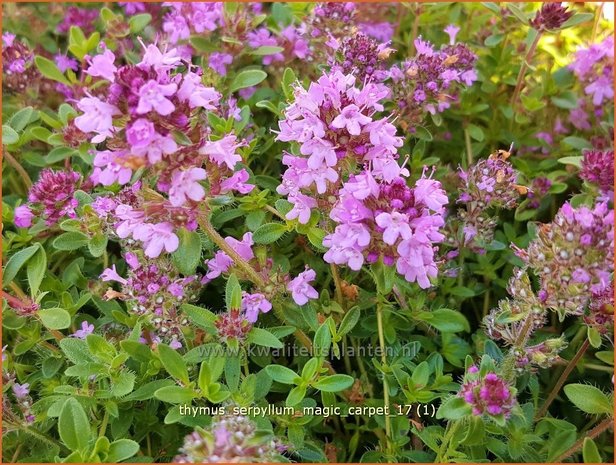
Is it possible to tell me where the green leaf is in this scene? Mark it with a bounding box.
[88,234,108,258]
[562,136,592,150]
[129,13,151,33]
[411,361,431,387]
[286,385,307,406]
[39,308,71,330]
[10,107,36,131]
[250,45,285,56]
[557,156,583,169]
[172,228,202,275]
[466,124,485,142]
[111,372,135,397]
[484,34,504,47]
[230,69,267,92]
[53,231,90,251]
[59,398,91,452]
[34,56,71,85]
[338,307,360,337]
[252,222,287,244]
[416,309,470,333]
[313,319,332,358]
[59,338,93,364]
[313,374,354,392]
[558,13,594,30]
[265,365,299,385]
[507,4,530,24]
[247,327,284,348]
[123,379,174,401]
[154,386,196,404]
[282,67,297,99]
[582,437,602,463]
[225,355,241,391]
[587,326,602,349]
[563,384,613,415]
[181,304,217,330]
[27,246,46,295]
[3,244,39,286]
[436,396,472,419]
[157,344,189,384]
[225,274,242,310]
[107,439,140,462]
[2,125,19,145]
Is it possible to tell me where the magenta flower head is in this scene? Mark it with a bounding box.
[174,414,283,463]
[459,368,516,419]
[288,267,319,306]
[580,149,614,195]
[28,169,81,226]
[530,2,573,31]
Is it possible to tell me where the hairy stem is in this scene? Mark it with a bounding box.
[556,417,613,462]
[330,263,344,307]
[535,338,590,420]
[511,31,542,108]
[2,150,33,190]
[197,210,266,288]
[376,300,393,459]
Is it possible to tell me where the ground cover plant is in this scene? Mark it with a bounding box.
[1,1,614,463]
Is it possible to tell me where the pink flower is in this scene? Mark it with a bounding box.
[85,47,117,82]
[14,205,33,228]
[414,176,448,212]
[138,41,182,71]
[287,267,319,306]
[585,76,613,106]
[126,120,179,164]
[100,264,128,285]
[225,232,254,261]
[168,168,207,206]
[126,118,157,148]
[72,321,95,339]
[208,52,233,76]
[444,24,460,45]
[92,150,133,186]
[200,134,243,170]
[375,211,413,245]
[136,80,177,116]
[331,104,372,135]
[177,72,221,110]
[133,222,180,258]
[286,194,317,224]
[220,169,255,194]
[12,383,30,399]
[241,292,272,323]
[74,95,120,143]
[205,251,234,279]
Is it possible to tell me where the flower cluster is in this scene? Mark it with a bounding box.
[14,168,82,228]
[276,70,400,222]
[162,2,224,44]
[174,414,284,463]
[584,284,614,335]
[72,42,256,257]
[529,2,573,31]
[100,252,201,348]
[389,32,477,128]
[56,6,98,34]
[324,170,448,288]
[569,35,614,108]
[330,33,391,83]
[247,25,311,66]
[580,149,614,196]
[2,33,39,93]
[516,200,614,317]
[459,366,516,418]
[446,149,524,252]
